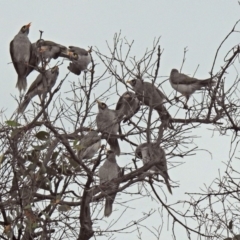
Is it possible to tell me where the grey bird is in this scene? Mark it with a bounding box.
[36,39,68,64]
[99,150,122,217]
[126,78,172,127]
[115,91,140,136]
[18,66,59,113]
[66,46,91,75]
[77,130,101,160]
[10,23,32,92]
[169,69,216,108]
[96,100,121,156]
[135,142,172,194]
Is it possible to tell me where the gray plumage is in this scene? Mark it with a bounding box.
[116,91,140,136]
[127,78,172,126]
[10,23,32,92]
[96,100,121,156]
[36,39,68,63]
[18,66,59,113]
[77,131,101,160]
[67,46,91,75]
[169,69,216,105]
[26,41,40,77]
[135,142,172,194]
[99,150,122,217]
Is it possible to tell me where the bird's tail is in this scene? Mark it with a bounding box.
[165,178,173,195]
[156,105,173,129]
[18,96,30,114]
[104,198,113,217]
[107,138,120,156]
[199,78,216,88]
[16,76,27,92]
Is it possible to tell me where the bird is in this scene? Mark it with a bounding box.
[135,142,172,194]
[99,149,122,217]
[96,100,121,156]
[126,78,172,128]
[35,39,68,64]
[10,22,32,92]
[169,69,216,108]
[77,130,101,160]
[18,66,59,113]
[66,46,91,76]
[115,91,140,136]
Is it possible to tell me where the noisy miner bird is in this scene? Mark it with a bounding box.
[96,100,121,156]
[18,66,59,113]
[126,78,172,127]
[77,130,101,160]
[135,142,172,194]
[36,39,68,64]
[66,46,91,76]
[99,150,122,217]
[10,23,32,92]
[169,69,216,108]
[115,91,140,135]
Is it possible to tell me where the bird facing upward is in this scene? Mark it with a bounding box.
[96,100,121,156]
[10,23,32,92]
[18,66,59,113]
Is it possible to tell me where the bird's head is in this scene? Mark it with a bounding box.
[106,149,115,159]
[20,22,31,34]
[170,69,179,78]
[68,51,78,61]
[96,100,108,111]
[126,79,137,87]
[123,92,132,100]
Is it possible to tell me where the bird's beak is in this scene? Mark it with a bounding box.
[52,66,59,72]
[126,80,131,84]
[96,99,102,105]
[26,22,31,29]
[105,148,110,154]
[123,94,130,99]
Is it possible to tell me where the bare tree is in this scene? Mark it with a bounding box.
[0,20,240,240]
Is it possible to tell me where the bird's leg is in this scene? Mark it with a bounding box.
[183,96,189,109]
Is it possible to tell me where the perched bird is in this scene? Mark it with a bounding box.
[135,142,172,194]
[77,130,101,160]
[126,78,172,127]
[99,150,122,217]
[18,66,59,113]
[66,46,91,75]
[169,69,216,108]
[96,100,121,156]
[36,39,68,64]
[115,91,140,135]
[10,23,32,92]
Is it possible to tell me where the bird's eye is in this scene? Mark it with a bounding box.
[132,80,136,85]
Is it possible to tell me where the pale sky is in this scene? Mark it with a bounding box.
[1,1,240,239]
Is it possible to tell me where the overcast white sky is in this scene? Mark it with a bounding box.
[1,1,240,239]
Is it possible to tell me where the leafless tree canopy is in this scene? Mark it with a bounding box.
[0,20,240,240]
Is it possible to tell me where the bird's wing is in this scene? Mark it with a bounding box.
[115,95,124,111]
[10,40,21,73]
[42,40,67,50]
[26,73,44,94]
[69,46,89,56]
[68,62,81,75]
[171,73,199,85]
